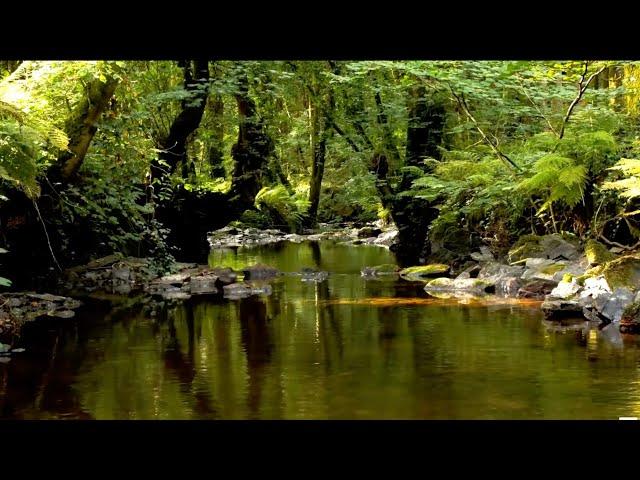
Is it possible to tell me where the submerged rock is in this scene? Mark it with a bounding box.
[242,264,280,280]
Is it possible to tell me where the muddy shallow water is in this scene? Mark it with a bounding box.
[2,241,640,419]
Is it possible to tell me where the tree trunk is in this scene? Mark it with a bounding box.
[307,108,329,225]
[370,85,446,265]
[47,76,119,184]
[150,60,210,182]
[228,72,274,214]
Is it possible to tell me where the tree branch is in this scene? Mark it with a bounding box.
[557,61,607,140]
[449,86,521,171]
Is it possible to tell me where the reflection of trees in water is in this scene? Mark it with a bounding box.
[0,300,118,419]
[238,296,272,418]
[163,302,218,418]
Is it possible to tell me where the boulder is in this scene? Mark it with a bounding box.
[584,254,640,291]
[190,274,219,295]
[600,287,634,323]
[477,262,525,280]
[508,234,580,263]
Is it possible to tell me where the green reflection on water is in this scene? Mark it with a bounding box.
[3,241,640,419]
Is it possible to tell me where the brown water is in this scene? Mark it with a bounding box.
[2,241,640,420]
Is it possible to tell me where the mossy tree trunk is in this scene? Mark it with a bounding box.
[228,72,274,214]
[47,76,119,184]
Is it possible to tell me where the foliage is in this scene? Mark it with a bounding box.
[255,185,309,231]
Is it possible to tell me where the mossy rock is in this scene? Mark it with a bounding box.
[584,239,616,266]
[399,264,450,281]
[425,277,494,294]
[508,233,581,263]
[371,264,400,274]
[508,235,545,263]
[539,263,566,275]
[592,255,640,290]
[425,277,454,289]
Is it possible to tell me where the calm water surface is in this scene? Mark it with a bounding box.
[2,241,640,419]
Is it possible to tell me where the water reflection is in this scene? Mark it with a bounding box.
[3,241,640,419]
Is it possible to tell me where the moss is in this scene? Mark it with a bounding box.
[539,263,566,275]
[425,277,454,288]
[562,273,574,283]
[597,255,640,290]
[508,235,545,262]
[400,264,450,280]
[584,239,615,266]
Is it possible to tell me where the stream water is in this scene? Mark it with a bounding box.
[2,241,640,419]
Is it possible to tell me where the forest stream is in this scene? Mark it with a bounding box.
[2,240,640,420]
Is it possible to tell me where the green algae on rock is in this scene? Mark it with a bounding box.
[399,264,450,281]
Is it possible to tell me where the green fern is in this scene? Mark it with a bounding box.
[518,154,587,213]
[255,185,310,230]
[602,158,640,198]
